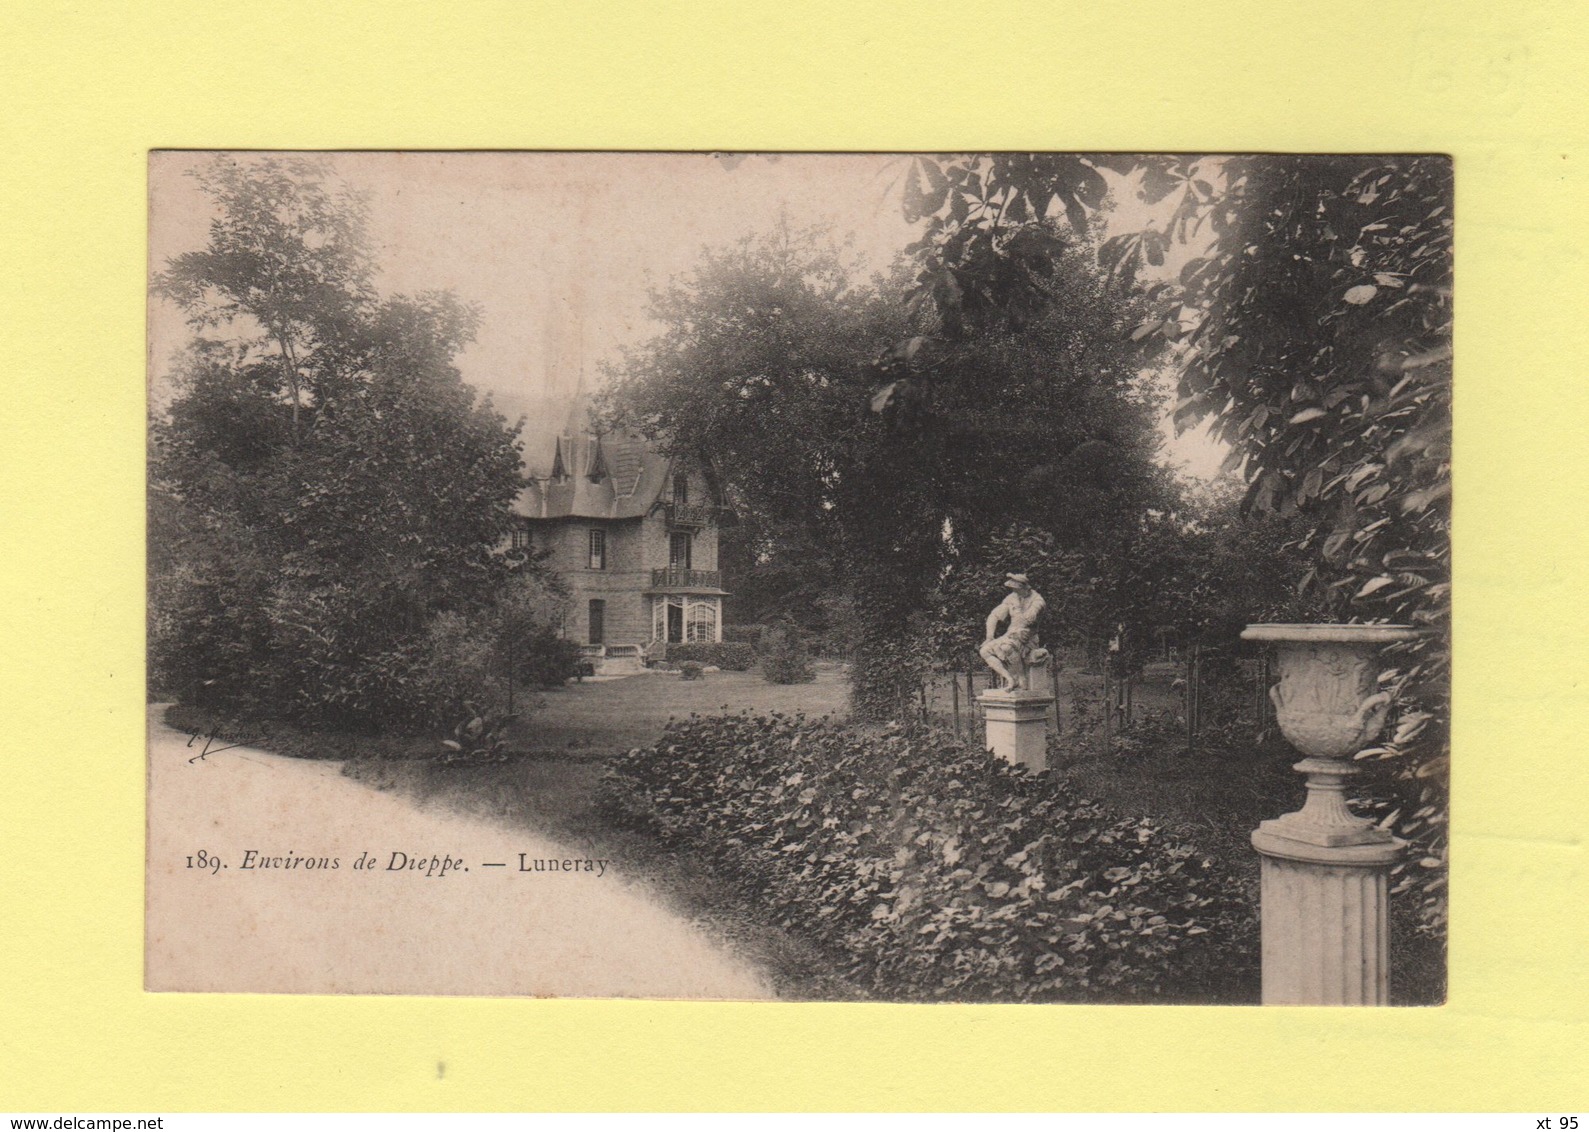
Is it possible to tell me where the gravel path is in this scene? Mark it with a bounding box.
[145,706,776,999]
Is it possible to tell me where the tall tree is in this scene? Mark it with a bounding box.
[155,155,376,439]
[150,157,528,732]
[607,224,1170,718]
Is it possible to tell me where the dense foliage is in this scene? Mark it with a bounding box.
[148,156,558,734]
[606,225,1172,720]
[598,714,1256,1002]
[898,153,1452,933]
[927,482,1320,677]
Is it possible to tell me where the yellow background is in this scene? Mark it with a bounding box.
[3,0,1584,1111]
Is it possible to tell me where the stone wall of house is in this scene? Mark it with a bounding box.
[574,574,652,646]
[637,508,719,572]
[526,479,723,647]
[534,519,650,646]
[639,512,670,571]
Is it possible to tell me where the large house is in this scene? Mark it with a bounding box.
[514,412,729,674]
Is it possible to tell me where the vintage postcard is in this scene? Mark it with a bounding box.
[146,150,1451,1003]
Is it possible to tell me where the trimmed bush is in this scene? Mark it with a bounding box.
[665,642,756,671]
[760,621,815,684]
[515,626,584,689]
[597,714,1256,1003]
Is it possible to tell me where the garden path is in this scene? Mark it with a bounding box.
[144,706,776,999]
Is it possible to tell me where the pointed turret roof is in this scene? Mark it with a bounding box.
[515,394,675,521]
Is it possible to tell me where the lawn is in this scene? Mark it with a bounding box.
[506,661,851,757]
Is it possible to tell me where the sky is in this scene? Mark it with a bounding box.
[148,151,1228,479]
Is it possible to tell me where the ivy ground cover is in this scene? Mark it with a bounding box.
[598,713,1257,1003]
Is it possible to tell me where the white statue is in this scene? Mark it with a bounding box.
[979,573,1049,692]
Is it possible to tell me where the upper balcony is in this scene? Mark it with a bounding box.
[664,502,715,530]
[648,567,725,592]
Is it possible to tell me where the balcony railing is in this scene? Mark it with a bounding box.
[665,502,715,529]
[650,567,722,590]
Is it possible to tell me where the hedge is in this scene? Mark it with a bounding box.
[597,714,1257,1002]
[663,642,756,671]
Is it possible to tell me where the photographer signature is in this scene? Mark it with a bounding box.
[183,727,262,764]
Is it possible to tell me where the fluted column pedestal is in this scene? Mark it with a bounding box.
[979,690,1052,772]
[1252,825,1400,1005]
[1250,755,1403,1005]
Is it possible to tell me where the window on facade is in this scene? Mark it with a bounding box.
[669,531,692,571]
[510,525,531,551]
[656,596,718,644]
[588,528,606,570]
[588,599,605,645]
[672,473,688,507]
[687,598,718,643]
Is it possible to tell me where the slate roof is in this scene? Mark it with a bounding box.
[516,428,672,520]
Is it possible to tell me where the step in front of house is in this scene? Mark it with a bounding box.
[593,654,646,677]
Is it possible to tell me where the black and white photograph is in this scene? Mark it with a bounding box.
[146,150,1452,1005]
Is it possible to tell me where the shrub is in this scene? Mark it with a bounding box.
[258,585,453,734]
[147,503,279,714]
[515,626,584,689]
[760,621,815,685]
[160,570,577,738]
[679,661,705,681]
[846,634,923,711]
[666,642,756,671]
[440,706,516,763]
[597,714,1256,1002]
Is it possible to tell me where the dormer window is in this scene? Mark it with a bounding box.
[587,436,608,483]
[672,473,689,507]
[550,439,568,481]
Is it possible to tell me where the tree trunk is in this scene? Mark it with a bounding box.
[845,537,934,723]
[274,328,303,440]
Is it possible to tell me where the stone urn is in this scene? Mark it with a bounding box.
[1241,623,1422,849]
[1242,622,1422,1005]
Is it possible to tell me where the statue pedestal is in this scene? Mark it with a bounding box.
[978,689,1053,772]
